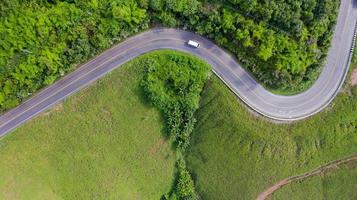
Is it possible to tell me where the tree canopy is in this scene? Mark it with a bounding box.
[0,0,340,111]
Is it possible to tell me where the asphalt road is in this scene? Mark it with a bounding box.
[0,0,356,137]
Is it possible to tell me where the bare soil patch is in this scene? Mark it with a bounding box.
[41,103,63,116]
[256,154,357,200]
[351,67,357,86]
[149,138,166,156]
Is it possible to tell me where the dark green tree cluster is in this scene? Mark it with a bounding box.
[150,0,339,92]
[141,51,210,150]
[0,0,340,111]
[141,51,210,200]
[163,156,198,200]
[0,0,149,111]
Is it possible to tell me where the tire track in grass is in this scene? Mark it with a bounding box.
[256,154,357,200]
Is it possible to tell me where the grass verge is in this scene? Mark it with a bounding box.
[186,76,357,200]
[0,52,177,200]
[272,161,357,200]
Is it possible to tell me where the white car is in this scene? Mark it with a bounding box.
[187,40,200,48]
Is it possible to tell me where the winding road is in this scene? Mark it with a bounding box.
[0,0,356,136]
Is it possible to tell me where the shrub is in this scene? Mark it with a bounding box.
[141,51,210,150]
[176,158,196,199]
[141,51,207,199]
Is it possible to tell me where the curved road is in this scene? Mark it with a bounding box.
[0,0,357,136]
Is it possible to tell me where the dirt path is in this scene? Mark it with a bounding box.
[256,154,357,200]
[351,67,357,86]
[149,138,166,156]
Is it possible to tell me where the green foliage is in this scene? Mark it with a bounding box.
[142,52,210,112]
[111,0,147,26]
[140,51,208,199]
[157,12,178,27]
[141,51,210,150]
[149,0,165,11]
[0,0,149,112]
[176,157,196,199]
[0,0,340,111]
[151,0,339,92]
[163,155,197,200]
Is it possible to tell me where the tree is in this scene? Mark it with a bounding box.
[112,1,147,26]
[149,0,164,11]
[158,12,177,27]
[176,158,196,199]
[221,9,235,32]
[182,0,200,16]
[257,30,275,61]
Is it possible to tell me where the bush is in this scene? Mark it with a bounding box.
[176,158,196,199]
[141,51,210,150]
[162,156,197,200]
[141,51,207,199]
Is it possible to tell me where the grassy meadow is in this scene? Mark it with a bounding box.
[186,76,357,200]
[0,52,177,200]
[0,48,356,200]
[272,161,357,200]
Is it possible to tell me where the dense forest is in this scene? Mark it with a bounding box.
[0,0,339,111]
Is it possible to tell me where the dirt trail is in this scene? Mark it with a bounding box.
[149,138,165,156]
[256,154,357,200]
[351,68,357,86]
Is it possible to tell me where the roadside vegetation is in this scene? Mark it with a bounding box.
[175,0,340,94]
[267,34,357,200]
[1,48,355,200]
[186,76,357,199]
[353,39,357,65]
[0,0,352,199]
[0,0,339,111]
[0,50,211,200]
[141,51,211,199]
[0,0,150,111]
[141,51,210,151]
[272,161,357,200]
[0,52,177,200]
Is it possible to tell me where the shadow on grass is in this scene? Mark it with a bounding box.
[133,78,177,152]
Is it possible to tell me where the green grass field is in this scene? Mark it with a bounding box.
[0,52,178,200]
[0,48,356,200]
[186,76,357,200]
[271,161,357,200]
